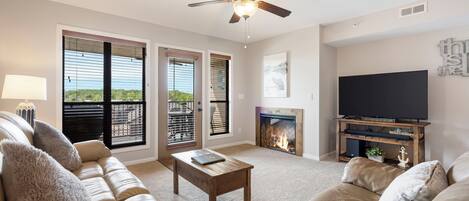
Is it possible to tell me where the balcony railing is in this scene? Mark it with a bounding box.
[63,102,145,146]
[63,100,225,146]
[63,103,104,143]
[168,101,194,144]
[112,103,144,145]
[167,100,228,144]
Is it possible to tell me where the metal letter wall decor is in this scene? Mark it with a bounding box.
[438,38,469,77]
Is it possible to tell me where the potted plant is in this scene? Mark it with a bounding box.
[366,147,384,163]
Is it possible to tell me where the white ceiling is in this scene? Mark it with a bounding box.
[50,0,418,43]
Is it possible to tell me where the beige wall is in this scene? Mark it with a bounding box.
[0,0,250,162]
[319,34,338,157]
[245,26,338,159]
[245,26,321,158]
[337,25,469,168]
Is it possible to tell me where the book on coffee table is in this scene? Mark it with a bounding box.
[191,153,226,165]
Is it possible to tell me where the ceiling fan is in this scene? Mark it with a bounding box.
[188,0,292,23]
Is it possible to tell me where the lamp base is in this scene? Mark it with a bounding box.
[16,102,36,127]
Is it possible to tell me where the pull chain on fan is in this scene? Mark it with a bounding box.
[244,18,250,48]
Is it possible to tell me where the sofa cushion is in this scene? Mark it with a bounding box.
[380,160,448,201]
[74,140,112,162]
[433,177,469,201]
[447,152,469,185]
[0,118,31,201]
[0,115,32,201]
[342,157,404,195]
[0,140,91,201]
[98,156,128,174]
[0,118,30,144]
[0,111,34,143]
[105,170,150,201]
[311,183,380,201]
[125,194,157,201]
[74,161,105,180]
[82,177,116,201]
[34,120,82,171]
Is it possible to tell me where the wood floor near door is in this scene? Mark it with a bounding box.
[172,149,254,201]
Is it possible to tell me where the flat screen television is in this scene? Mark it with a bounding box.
[339,70,428,120]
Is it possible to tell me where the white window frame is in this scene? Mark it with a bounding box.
[207,50,233,140]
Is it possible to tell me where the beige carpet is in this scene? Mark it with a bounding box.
[127,144,345,201]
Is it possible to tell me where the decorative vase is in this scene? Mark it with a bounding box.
[368,155,384,163]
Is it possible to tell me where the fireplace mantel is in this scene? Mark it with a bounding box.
[255,107,304,156]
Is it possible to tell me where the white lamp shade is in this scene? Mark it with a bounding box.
[2,75,47,100]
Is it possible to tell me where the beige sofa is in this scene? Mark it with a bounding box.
[312,154,469,201]
[0,111,156,201]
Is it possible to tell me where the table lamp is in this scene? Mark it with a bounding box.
[1,74,47,126]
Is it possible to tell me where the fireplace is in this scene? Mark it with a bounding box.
[260,114,296,154]
[256,107,303,156]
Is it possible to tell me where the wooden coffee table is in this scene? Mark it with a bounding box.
[172,149,254,201]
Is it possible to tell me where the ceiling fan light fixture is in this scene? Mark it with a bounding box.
[233,0,258,18]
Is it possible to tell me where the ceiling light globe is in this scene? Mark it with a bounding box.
[234,0,258,18]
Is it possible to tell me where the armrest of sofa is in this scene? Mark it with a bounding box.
[341,157,404,195]
[74,140,112,162]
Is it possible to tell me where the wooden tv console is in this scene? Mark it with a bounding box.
[336,118,430,167]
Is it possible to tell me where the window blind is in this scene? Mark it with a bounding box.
[64,37,104,102]
[210,56,230,135]
[63,33,146,149]
[111,44,144,102]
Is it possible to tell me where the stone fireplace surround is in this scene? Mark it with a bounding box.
[256,107,304,156]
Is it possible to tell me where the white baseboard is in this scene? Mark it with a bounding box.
[123,157,157,166]
[303,151,336,161]
[303,153,320,161]
[320,151,336,161]
[207,140,255,150]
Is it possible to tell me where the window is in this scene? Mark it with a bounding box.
[62,31,146,149]
[167,57,196,144]
[209,53,230,135]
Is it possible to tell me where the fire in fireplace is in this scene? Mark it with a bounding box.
[259,113,296,155]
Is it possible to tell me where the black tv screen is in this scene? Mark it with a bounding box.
[339,70,428,120]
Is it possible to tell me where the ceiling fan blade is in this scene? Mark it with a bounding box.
[188,0,231,7]
[257,1,292,18]
[229,13,241,23]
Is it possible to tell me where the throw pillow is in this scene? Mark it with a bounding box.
[379,160,448,201]
[0,111,34,143]
[0,140,91,201]
[433,177,469,201]
[342,157,404,195]
[33,120,81,171]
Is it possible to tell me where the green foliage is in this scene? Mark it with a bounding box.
[366,146,384,157]
[169,90,193,101]
[111,89,142,101]
[65,89,193,102]
[65,89,142,102]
